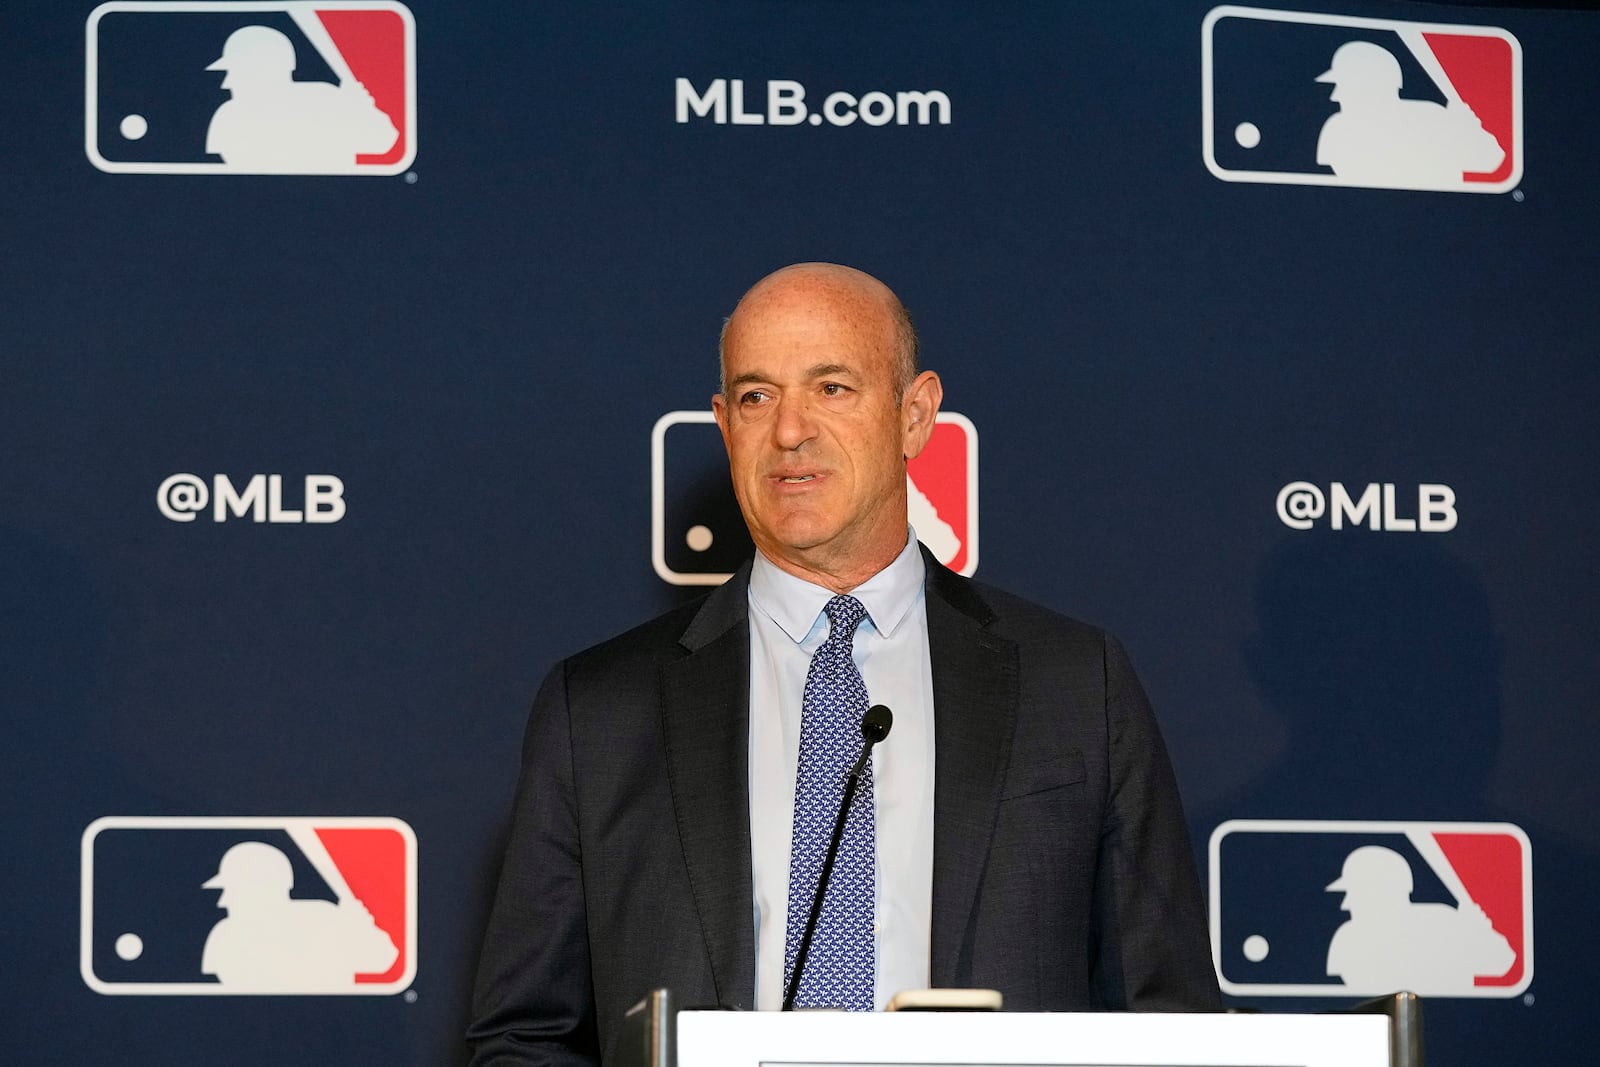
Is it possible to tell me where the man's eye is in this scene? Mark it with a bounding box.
[821,382,848,396]
[740,389,769,404]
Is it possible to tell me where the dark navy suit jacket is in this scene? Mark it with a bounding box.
[468,549,1221,1065]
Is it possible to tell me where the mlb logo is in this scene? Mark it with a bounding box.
[650,410,978,585]
[1202,6,1522,193]
[1209,819,1532,998]
[86,1,416,175]
[81,816,417,994]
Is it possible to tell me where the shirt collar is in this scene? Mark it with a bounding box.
[749,531,926,645]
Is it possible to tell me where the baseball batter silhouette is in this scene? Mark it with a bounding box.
[1324,845,1514,995]
[204,25,398,171]
[907,474,960,567]
[1315,41,1503,189]
[200,841,398,990]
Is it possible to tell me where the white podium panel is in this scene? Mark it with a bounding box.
[677,1010,1389,1067]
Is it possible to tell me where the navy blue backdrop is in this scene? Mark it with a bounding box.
[3,0,1596,1063]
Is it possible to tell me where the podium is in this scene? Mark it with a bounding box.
[617,990,1400,1067]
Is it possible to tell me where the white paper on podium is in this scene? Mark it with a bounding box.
[677,1010,1388,1067]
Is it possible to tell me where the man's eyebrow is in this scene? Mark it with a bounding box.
[725,364,859,390]
[725,370,770,390]
[806,363,857,379]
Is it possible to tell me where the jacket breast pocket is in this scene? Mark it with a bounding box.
[993,750,1090,845]
[999,749,1087,800]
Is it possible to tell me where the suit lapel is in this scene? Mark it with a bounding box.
[660,566,756,1008]
[924,554,1019,987]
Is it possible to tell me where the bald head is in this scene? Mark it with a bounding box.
[719,263,919,400]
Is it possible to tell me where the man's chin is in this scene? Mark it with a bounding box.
[768,530,835,557]
[752,520,842,562]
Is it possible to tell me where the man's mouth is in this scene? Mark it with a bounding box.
[778,475,816,483]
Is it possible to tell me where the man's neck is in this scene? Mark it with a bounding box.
[758,546,902,594]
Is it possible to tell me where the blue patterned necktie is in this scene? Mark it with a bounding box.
[783,594,875,1010]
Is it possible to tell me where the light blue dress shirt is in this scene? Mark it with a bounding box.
[746,533,936,1011]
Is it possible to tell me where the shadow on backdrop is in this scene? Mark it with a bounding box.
[1229,533,1500,819]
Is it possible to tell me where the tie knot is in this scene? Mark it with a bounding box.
[823,595,867,641]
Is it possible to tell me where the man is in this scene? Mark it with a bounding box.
[468,264,1219,1066]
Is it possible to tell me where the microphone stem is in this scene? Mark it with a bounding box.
[781,742,875,1011]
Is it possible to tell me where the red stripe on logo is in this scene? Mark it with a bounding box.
[317,9,409,166]
[1423,33,1515,184]
[909,422,969,574]
[316,826,409,983]
[1434,831,1525,987]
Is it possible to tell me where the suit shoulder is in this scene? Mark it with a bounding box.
[560,596,709,680]
[950,572,1114,651]
[558,561,747,672]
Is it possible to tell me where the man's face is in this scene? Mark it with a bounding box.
[712,269,938,587]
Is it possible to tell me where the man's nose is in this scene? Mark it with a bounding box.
[771,395,818,450]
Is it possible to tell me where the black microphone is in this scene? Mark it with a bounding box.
[782,704,894,1011]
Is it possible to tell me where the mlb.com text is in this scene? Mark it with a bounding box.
[676,78,951,126]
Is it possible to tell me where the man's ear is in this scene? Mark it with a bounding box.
[901,371,943,460]
[711,392,730,446]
